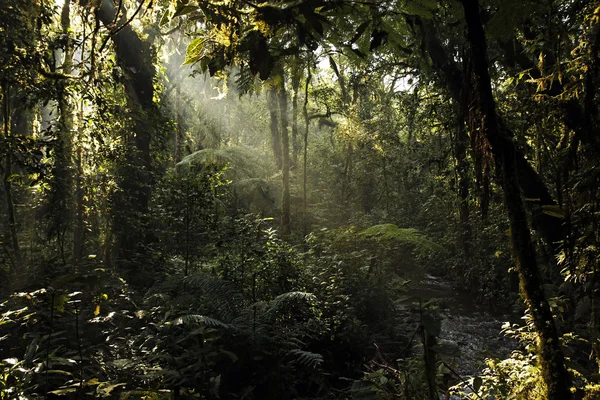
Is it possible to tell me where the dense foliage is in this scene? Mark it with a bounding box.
[1,0,600,399]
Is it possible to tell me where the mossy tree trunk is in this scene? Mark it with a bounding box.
[461,1,571,398]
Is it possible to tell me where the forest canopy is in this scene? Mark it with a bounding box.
[1,0,600,399]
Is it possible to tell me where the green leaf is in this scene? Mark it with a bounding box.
[97,382,127,396]
[173,5,197,18]
[542,205,565,219]
[402,0,437,19]
[305,15,324,36]
[473,376,483,393]
[159,10,172,26]
[183,38,205,65]
[351,380,379,400]
[349,47,367,58]
[49,387,78,395]
[350,20,371,44]
[53,294,69,313]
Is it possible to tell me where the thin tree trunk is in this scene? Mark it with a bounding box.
[268,87,282,169]
[278,71,291,236]
[2,84,20,268]
[73,146,84,269]
[423,329,437,400]
[52,0,74,264]
[303,67,311,239]
[461,1,571,398]
[454,112,472,257]
[291,64,300,168]
[175,84,183,164]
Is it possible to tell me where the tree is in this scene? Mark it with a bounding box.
[461,0,571,397]
[80,0,158,272]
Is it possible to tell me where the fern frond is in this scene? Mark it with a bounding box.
[183,273,243,321]
[235,66,260,95]
[359,224,444,252]
[269,292,317,313]
[288,349,323,369]
[177,146,268,178]
[174,315,232,329]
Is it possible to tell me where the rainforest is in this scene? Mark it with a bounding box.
[1,0,599,399]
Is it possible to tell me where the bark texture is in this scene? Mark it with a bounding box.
[461,1,571,398]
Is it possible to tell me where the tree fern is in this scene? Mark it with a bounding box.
[235,65,260,95]
[177,146,268,179]
[358,224,444,253]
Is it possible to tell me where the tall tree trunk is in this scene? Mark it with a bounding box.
[461,1,571,398]
[3,155,19,268]
[277,71,291,236]
[83,0,156,271]
[291,62,300,168]
[2,84,20,268]
[302,67,311,239]
[50,0,74,264]
[175,85,183,164]
[454,111,472,257]
[268,87,282,169]
[419,18,564,258]
[73,146,84,269]
[423,329,437,400]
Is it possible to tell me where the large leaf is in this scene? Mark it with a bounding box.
[183,37,205,66]
[173,4,197,18]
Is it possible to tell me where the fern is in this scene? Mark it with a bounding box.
[174,314,233,329]
[269,291,317,313]
[358,224,444,253]
[288,349,323,369]
[183,273,243,321]
[177,146,268,179]
[235,65,260,95]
